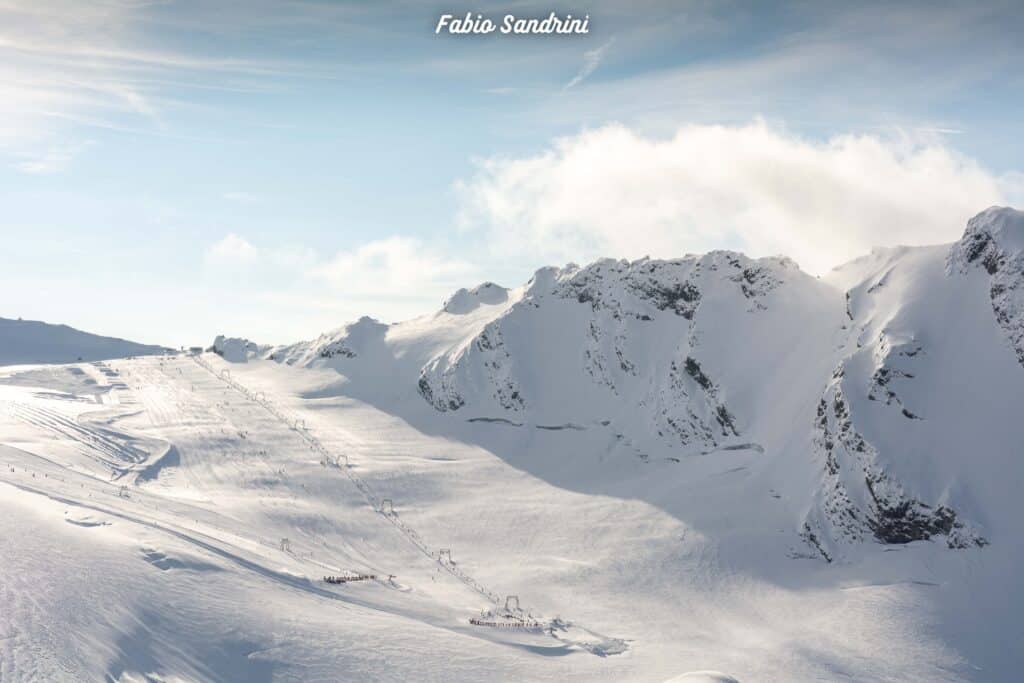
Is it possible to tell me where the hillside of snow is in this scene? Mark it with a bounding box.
[252,208,1024,560]
[0,317,168,366]
[2,207,1023,681]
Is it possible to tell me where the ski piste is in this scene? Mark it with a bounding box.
[189,351,627,654]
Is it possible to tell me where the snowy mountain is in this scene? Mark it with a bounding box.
[0,316,168,366]
[210,334,270,363]
[238,207,1023,566]
[2,208,1023,681]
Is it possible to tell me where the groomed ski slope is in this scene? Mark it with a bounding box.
[4,208,1024,681]
[0,351,1002,681]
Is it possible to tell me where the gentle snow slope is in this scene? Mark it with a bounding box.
[0,317,167,365]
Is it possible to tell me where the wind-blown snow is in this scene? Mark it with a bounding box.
[2,207,1023,681]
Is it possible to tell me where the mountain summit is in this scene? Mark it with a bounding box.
[220,208,1024,565]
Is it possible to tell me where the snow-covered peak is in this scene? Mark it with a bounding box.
[265,316,388,367]
[342,316,389,346]
[532,251,804,322]
[825,245,915,292]
[442,282,509,314]
[217,208,1024,565]
[211,335,268,363]
[944,206,1024,368]
[948,206,1024,274]
[524,264,571,295]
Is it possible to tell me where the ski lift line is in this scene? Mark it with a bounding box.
[190,357,505,605]
[187,353,506,606]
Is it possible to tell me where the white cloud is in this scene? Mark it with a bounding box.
[0,0,325,172]
[202,233,478,328]
[456,121,1023,274]
[205,233,260,266]
[309,236,475,297]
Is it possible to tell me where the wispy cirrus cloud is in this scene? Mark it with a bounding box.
[0,0,341,173]
[11,139,95,174]
[565,38,614,90]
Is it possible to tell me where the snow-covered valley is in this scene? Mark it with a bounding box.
[2,208,1023,681]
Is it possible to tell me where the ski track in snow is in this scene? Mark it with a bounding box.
[0,352,995,682]
[186,352,627,656]
[1,356,641,681]
[6,209,1024,680]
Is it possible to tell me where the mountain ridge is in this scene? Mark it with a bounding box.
[0,316,170,365]
[213,206,1024,562]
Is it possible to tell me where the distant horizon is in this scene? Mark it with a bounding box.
[3,1,1022,346]
[6,202,1018,348]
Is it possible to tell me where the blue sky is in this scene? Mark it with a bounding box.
[2,0,1022,345]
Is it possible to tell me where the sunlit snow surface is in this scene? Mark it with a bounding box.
[3,209,1024,681]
